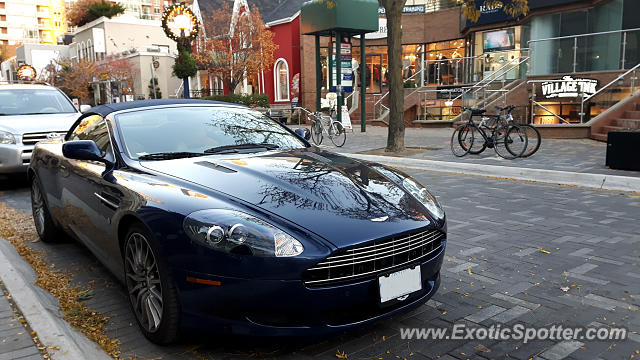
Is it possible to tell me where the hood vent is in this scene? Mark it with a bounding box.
[194,161,237,173]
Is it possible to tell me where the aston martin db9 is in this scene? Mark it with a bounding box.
[28,99,446,344]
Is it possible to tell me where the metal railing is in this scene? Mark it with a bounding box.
[528,28,640,75]
[372,68,424,121]
[580,62,640,122]
[528,79,574,124]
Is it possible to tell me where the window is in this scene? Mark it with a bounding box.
[68,115,114,161]
[274,58,290,101]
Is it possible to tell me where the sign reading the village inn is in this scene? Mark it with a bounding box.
[541,76,598,99]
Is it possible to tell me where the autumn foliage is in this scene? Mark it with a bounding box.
[194,2,277,93]
[97,55,138,97]
[54,58,97,104]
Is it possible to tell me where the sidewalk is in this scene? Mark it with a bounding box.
[328,126,640,178]
[0,279,45,360]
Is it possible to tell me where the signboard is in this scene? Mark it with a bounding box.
[541,76,598,99]
[331,42,353,93]
[465,0,585,27]
[72,98,80,110]
[92,28,105,53]
[378,5,424,14]
[436,86,465,100]
[341,105,353,130]
[355,18,387,40]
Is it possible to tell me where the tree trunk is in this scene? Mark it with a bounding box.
[381,0,406,152]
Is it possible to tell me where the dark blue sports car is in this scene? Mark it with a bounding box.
[28,99,446,344]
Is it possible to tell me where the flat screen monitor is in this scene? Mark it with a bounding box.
[483,29,515,52]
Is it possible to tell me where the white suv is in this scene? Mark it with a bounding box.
[0,83,87,174]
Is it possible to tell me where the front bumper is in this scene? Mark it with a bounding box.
[0,143,33,174]
[176,241,445,336]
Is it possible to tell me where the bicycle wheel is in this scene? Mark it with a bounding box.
[451,124,474,157]
[329,121,347,147]
[467,126,487,155]
[519,124,541,158]
[311,120,323,145]
[494,124,527,159]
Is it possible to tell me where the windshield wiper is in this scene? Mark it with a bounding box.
[204,143,280,154]
[138,152,206,161]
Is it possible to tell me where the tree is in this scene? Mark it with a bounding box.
[97,55,138,101]
[194,2,277,94]
[148,77,162,99]
[68,0,124,27]
[54,58,97,105]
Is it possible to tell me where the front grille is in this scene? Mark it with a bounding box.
[21,131,64,146]
[304,229,445,287]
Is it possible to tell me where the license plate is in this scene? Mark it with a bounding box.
[378,266,422,303]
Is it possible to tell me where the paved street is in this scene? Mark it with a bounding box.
[322,126,640,178]
[1,164,639,359]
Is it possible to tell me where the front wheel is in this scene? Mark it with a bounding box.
[519,124,541,158]
[311,120,323,145]
[329,121,347,147]
[124,224,180,344]
[494,125,528,159]
[30,176,63,243]
[450,124,474,157]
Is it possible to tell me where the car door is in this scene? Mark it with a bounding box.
[62,115,124,271]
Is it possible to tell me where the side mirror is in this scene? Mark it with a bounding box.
[294,128,311,141]
[79,105,91,113]
[62,140,106,163]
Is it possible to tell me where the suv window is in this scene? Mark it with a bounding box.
[0,89,77,115]
[69,115,114,160]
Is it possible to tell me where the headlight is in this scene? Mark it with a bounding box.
[0,130,16,145]
[183,209,304,257]
[402,177,445,220]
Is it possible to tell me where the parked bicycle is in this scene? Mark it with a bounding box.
[310,93,347,147]
[451,106,528,159]
[497,105,541,158]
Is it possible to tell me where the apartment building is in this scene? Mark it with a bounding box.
[0,0,67,45]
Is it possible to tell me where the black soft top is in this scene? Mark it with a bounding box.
[84,99,237,117]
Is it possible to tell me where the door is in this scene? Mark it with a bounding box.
[61,115,124,271]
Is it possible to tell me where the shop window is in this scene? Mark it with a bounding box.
[274,59,289,101]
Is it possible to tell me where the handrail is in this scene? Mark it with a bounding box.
[424,48,529,64]
[582,62,640,103]
[578,62,640,122]
[527,28,640,44]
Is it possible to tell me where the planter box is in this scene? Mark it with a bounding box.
[606,131,640,171]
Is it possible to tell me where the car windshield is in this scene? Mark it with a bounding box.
[116,106,308,160]
[0,89,77,115]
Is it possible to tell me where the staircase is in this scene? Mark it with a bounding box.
[590,93,640,141]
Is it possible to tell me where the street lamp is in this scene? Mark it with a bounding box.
[162,3,199,99]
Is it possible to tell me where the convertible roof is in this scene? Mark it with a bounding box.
[86,99,234,117]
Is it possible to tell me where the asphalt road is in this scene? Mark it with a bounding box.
[0,170,639,360]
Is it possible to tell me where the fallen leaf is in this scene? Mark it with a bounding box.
[336,350,348,359]
[561,287,570,292]
[538,248,551,254]
[475,344,491,353]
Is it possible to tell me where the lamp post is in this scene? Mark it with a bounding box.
[162,4,199,99]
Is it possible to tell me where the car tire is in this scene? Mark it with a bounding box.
[123,223,181,345]
[30,176,63,243]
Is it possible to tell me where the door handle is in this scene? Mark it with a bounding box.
[94,192,119,210]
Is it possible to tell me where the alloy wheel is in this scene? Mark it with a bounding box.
[125,232,164,333]
[31,180,45,236]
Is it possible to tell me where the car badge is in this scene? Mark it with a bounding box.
[47,132,62,139]
[371,216,389,222]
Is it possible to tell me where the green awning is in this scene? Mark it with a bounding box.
[301,0,379,36]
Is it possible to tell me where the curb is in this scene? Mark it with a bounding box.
[344,153,640,193]
[0,239,112,360]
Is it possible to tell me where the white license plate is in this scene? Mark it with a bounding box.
[378,266,422,303]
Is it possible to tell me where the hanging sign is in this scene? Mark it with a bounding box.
[541,76,598,99]
[331,42,353,93]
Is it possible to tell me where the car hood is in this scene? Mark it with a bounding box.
[0,113,79,135]
[139,148,437,248]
